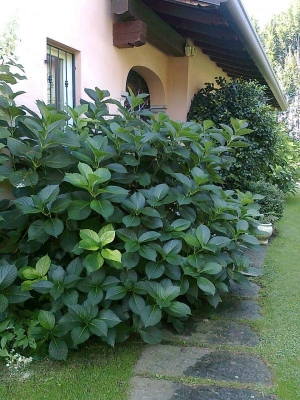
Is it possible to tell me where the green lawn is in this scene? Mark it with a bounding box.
[0,340,143,400]
[257,190,300,399]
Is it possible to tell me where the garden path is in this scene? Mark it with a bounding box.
[129,245,277,400]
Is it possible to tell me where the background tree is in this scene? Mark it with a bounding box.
[259,0,300,139]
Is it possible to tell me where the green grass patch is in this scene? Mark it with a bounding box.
[257,190,300,399]
[0,339,143,400]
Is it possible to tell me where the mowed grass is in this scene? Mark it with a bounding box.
[257,190,300,399]
[0,339,143,400]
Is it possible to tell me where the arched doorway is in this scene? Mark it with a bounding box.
[125,66,166,114]
[125,69,150,111]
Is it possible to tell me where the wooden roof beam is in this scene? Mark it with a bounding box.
[202,47,251,61]
[161,14,238,41]
[111,0,186,56]
[143,0,228,26]
[208,54,258,67]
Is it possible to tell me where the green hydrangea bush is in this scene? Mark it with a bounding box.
[0,59,261,360]
[187,77,283,190]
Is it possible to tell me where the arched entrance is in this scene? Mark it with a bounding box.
[125,69,150,111]
[125,66,166,114]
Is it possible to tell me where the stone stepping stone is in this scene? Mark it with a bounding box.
[162,319,260,347]
[170,383,277,400]
[134,345,211,377]
[134,346,272,385]
[129,377,277,400]
[170,385,275,400]
[183,350,272,384]
[229,281,261,298]
[243,246,268,268]
[204,298,261,320]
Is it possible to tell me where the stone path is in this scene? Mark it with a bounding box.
[129,244,277,400]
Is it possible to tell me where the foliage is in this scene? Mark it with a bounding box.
[187,77,280,189]
[258,190,300,399]
[259,0,300,139]
[265,127,300,194]
[0,58,261,361]
[0,16,19,59]
[246,180,286,222]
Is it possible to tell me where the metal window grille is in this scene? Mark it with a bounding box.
[47,44,75,109]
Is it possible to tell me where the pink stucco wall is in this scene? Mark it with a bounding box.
[3,0,227,121]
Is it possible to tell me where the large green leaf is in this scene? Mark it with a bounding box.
[79,229,100,250]
[122,251,140,269]
[88,319,108,337]
[138,245,157,261]
[122,215,141,227]
[145,262,165,279]
[163,240,182,255]
[28,220,46,241]
[165,301,191,317]
[101,248,122,263]
[43,152,74,168]
[163,286,181,303]
[38,310,55,330]
[7,137,35,157]
[68,200,91,220]
[90,199,114,218]
[128,294,146,315]
[105,286,127,300]
[4,285,32,303]
[197,277,216,295]
[38,185,60,204]
[141,216,163,229]
[64,173,88,189]
[98,225,115,246]
[141,305,162,327]
[32,280,54,294]
[84,252,104,273]
[50,197,72,214]
[152,184,169,200]
[9,170,39,188]
[183,234,200,248]
[71,326,90,345]
[196,225,211,245]
[14,197,40,214]
[170,219,191,231]
[98,309,121,328]
[36,254,51,276]
[139,326,161,344]
[209,236,231,247]
[240,234,260,245]
[138,231,161,243]
[201,262,223,275]
[0,263,17,290]
[49,338,68,361]
[44,218,64,237]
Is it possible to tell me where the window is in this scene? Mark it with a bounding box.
[47,44,75,109]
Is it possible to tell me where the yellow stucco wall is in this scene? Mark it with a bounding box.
[3,0,227,121]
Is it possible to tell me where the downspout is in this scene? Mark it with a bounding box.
[222,0,287,110]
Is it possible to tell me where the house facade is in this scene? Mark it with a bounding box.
[3,0,286,120]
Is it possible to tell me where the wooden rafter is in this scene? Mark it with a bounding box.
[111,0,185,56]
[160,14,237,41]
[143,0,228,26]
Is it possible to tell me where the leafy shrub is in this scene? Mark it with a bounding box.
[187,77,282,189]
[265,127,300,194]
[0,58,261,361]
[247,180,286,221]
